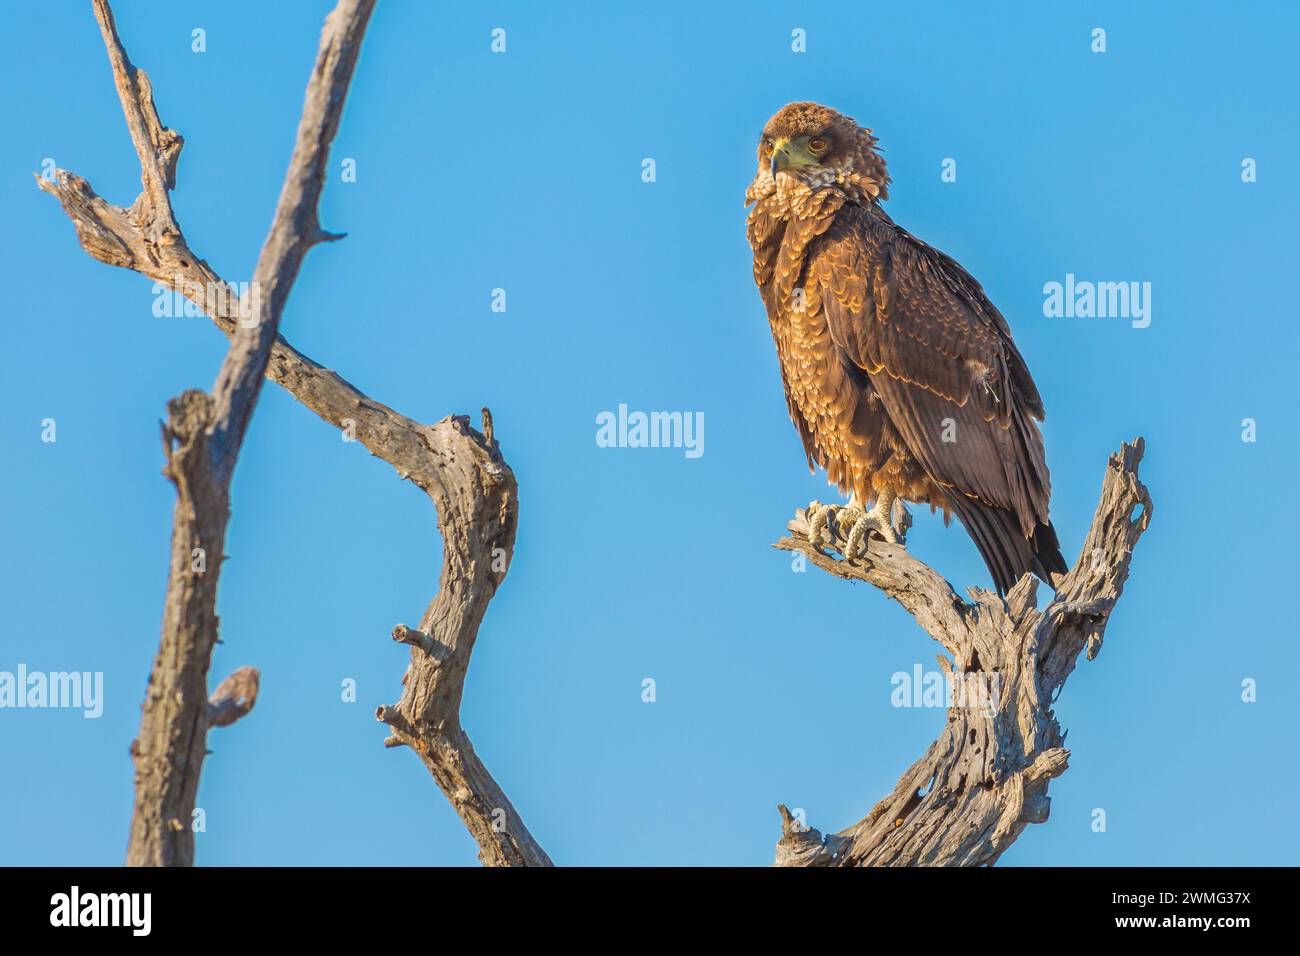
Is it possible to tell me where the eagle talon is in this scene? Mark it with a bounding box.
[805,499,865,555]
[845,507,897,557]
[805,495,899,558]
[805,500,831,549]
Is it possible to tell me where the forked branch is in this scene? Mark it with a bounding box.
[85,0,375,867]
[42,0,548,866]
[772,439,1151,866]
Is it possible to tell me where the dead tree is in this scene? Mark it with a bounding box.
[50,0,376,866]
[43,1,1148,868]
[42,0,545,868]
[772,440,1151,865]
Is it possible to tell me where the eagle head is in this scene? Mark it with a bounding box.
[748,102,890,204]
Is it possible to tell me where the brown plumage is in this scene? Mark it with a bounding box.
[746,102,1067,595]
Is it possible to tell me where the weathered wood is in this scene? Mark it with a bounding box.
[375,410,552,867]
[42,0,549,868]
[773,439,1151,866]
[43,0,376,866]
[207,666,261,728]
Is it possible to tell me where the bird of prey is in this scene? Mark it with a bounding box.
[745,102,1067,595]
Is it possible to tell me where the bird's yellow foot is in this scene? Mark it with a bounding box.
[805,494,900,558]
[806,500,863,553]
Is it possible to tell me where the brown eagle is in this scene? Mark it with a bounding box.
[745,102,1067,595]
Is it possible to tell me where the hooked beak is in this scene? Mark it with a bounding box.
[770,138,790,178]
[769,137,818,178]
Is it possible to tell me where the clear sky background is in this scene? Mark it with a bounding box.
[1,0,1297,866]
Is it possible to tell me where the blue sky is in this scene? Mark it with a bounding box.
[1,0,1297,866]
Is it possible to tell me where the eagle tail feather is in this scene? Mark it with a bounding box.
[947,494,1068,597]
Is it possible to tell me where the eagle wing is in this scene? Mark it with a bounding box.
[804,204,1052,537]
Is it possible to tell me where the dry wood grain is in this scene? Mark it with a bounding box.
[772,439,1151,865]
[37,0,553,867]
[44,0,549,869]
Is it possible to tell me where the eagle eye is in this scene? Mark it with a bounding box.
[809,137,829,153]
[762,139,775,157]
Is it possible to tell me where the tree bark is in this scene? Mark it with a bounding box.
[772,439,1151,866]
[42,0,549,867]
[42,0,376,866]
[42,1,1146,871]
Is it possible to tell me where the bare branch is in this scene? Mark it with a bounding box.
[90,0,182,233]
[207,666,261,728]
[207,0,376,482]
[772,438,1151,866]
[774,804,850,867]
[46,0,376,866]
[374,410,553,867]
[778,516,973,654]
[42,1,548,868]
[391,624,441,658]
